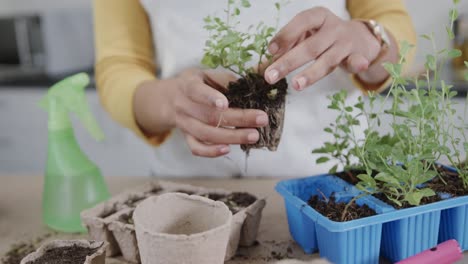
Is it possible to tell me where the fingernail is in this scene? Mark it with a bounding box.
[267,69,279,83]
[247,132,259,143]
[269,42,279,54]
[215,99,226,109]
[219,146,230,154]
[256,115,269,126]
[295,77,307,90]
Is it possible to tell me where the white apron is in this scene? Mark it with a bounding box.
[139,0,365,178]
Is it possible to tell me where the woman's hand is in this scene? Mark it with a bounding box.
[264,7,396,90]
[134,68,269,157]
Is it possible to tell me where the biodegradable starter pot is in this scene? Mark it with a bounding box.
[81,183,162,256]
[107,208,140,263]
[133,193,232,264]
[20,240,108,264]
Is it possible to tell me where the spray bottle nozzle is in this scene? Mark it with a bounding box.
[40,73,104,141]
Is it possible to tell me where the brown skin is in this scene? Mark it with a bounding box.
[134,68,268,157]
[264,7,398,90]
[134,7,400,158]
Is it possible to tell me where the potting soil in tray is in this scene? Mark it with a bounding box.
[1,233,54,264]
[203,192,257,213]
[225,73,287,153]
[22,245,99,264]
[308,195,376,222]
[428,165,468,197]
[2,242,37,264]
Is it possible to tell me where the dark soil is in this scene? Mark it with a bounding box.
[145,186,163,196]
[336,169,369,185]
[2,242,36,264]
[1,234,53,264]
[205,193,227,201]
[225,73,288,153]
[203,192,257,213]
[428,165,468,197]
[308,194,376,222]
[226,192,257,207]
[123,197,145,208]
[120,211,134,225]
[25,245,100,264]
[173,189,195,195]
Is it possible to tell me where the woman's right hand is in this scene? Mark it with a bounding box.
[134,68,269,157]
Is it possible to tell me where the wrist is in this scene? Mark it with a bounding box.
[134,79,176,136]
[353,20,398,86]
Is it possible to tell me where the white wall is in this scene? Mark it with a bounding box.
[1,0,465,66]
[0,0,90,16]
[404,0,468,73]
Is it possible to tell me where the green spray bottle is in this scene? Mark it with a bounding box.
[40,73,110,233]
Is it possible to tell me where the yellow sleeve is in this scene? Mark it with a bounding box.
[93,0,170,145]
[347,0,417,93]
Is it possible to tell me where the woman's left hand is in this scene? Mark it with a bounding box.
[264,7,384,90]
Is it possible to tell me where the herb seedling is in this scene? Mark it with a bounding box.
[201,0,290,153]
[313,0,467,213]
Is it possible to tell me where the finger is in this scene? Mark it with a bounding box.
[204,70,238,91]
[182,80,229,110]
[342,53,369,74]
[176,112,260,145]
[268,7,329,56]
[292,41,351,90]
[184,134,230,157]
[176,95,269,128]
[265,28,337,84]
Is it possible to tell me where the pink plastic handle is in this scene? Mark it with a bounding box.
[396,240,463,264]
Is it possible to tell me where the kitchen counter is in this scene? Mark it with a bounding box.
[1,176,467,264]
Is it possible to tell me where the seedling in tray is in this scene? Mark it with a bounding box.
[313,0,468,216]
[201,0,289,153]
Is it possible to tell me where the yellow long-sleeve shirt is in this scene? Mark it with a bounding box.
[93,0,416,145]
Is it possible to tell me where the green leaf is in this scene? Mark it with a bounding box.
[357,173,375,184]
[375,172,400,185]
[454,0,460,4]
[275,2,280,10]
[324,127,333,133]
[448,49,462,58]
[450,8,459,21]
[234,7,240,15]
[345,106,353,112]
[312,147,327,154]
[399,40,413,58]
[329,165,338,174]
[446,26,455,40]
[201,54,219,68]
[464,61,468,68]
[203,16,212,23]
[241,0,251,8]
[419,188,436,197]
[316,157,330,164]
[387,196,402,207]
[420,34,432,40]
[425,55,436,70]
[405,192,423,206]
[354,101,364,110]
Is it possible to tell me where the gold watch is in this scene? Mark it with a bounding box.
[358,19,391,64]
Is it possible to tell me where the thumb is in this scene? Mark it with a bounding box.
[342,53,369,74]
[203,69,238,92]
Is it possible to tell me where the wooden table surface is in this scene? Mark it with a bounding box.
[0,176,467,264]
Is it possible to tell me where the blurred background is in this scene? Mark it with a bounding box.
[0,0,467,176]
